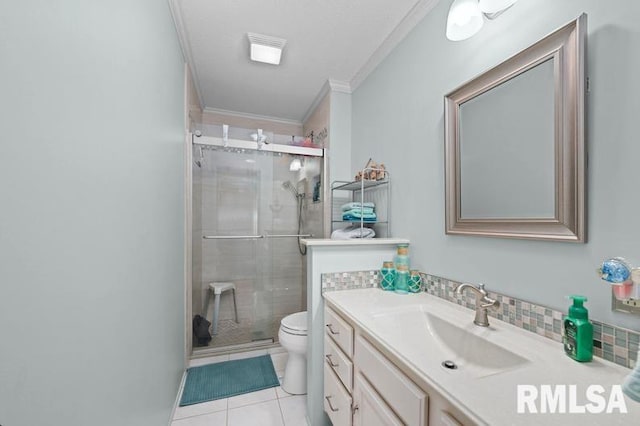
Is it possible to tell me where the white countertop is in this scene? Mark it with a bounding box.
[301,238,410,247]
[324,288,640,425]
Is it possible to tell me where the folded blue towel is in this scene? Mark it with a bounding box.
[343,206,374,214]
[341,202,375,212]
[342,209,377,220]
[343,214,377,222]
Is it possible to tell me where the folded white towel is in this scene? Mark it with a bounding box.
[341,202,375,212]
[331,225,376,240]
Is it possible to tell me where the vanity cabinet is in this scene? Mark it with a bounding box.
[324,305,472,426]
[324,306,429,426]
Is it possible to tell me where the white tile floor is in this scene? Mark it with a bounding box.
[172,349,307,426]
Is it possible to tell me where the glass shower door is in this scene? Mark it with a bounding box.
[193,143,319,353]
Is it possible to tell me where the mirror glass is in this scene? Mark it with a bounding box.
[459,59,555,219]
[444,15,586,242]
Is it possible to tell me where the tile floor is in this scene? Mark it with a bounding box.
[171,349,307,426]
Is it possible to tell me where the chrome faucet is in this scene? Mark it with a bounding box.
[455,283,500,327]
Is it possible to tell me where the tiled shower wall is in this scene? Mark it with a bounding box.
[321,270,639,369]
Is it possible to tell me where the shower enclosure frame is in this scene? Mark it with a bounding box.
[184,131,326,360]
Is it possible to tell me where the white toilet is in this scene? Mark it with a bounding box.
[278,311,308,395]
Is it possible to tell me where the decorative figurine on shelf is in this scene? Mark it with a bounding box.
[355,158,387,181]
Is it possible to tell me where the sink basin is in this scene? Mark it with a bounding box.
[371,304,528,377]
[424,312,528,375]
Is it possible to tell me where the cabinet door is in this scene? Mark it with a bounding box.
[355,335,428,425]
[353,373,403,426]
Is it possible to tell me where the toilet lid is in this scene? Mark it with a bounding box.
[281,311,307,334]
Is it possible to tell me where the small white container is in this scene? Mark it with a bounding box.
[631,268,640,299]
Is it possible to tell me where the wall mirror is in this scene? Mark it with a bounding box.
[445,14,587,242]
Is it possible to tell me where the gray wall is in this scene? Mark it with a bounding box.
[0,1,185,425]
[329,91,353,183]
[352,0,640,331]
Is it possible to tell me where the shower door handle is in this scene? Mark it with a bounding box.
[265,234,313,238]
[202,235,264,240]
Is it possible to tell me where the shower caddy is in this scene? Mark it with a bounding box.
[330,167,391,238]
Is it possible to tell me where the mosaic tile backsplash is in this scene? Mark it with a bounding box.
[321,270,379,292]
[321,270,639,369]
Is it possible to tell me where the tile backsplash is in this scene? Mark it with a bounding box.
[321,270,639,369]
[321,270,379,292]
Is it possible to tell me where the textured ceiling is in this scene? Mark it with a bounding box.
[171,0,438,122]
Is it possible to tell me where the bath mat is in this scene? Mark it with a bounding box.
[179,355,279,406]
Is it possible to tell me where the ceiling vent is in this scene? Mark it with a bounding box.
[247,32,287,65]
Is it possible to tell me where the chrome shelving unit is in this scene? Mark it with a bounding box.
[330,167,390,238]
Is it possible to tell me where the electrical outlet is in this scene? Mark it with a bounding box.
[612,292,640,315]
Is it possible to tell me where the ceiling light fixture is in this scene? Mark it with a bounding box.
[478,0,518,14]
[446,0,518,41]
[247,32,287,65]
[446,0,484,41]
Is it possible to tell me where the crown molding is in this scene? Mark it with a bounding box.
[302,79,351,124]
[168,0,204,110]
[350,0,440,91]
[202,107,303,126]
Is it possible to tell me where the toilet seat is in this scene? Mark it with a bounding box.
[280,311,307,336]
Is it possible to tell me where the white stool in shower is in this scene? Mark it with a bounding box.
[203,282,238,335]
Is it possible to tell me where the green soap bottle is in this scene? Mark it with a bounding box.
[563,295,593,362]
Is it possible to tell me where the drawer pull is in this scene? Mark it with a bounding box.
[325,354,339,368]
[325,395,340,412]
[326,323,340,335]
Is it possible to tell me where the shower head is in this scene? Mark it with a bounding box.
[282,180,297,196]
[282,180,303,199]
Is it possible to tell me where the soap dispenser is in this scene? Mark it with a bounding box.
[563,295,593,362]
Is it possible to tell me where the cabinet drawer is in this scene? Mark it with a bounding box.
[324,363,353,426]
[325,335,354,391]
[355,335,428,426]
[325,307,354,358]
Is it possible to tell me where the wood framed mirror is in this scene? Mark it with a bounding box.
[444,14,587,242]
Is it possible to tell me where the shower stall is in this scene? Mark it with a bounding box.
[190,125,324,355]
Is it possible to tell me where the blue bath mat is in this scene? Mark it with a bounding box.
[180,355,279,406]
